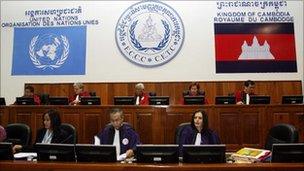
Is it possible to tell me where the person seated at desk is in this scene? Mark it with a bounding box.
[69,82,90,105]
[95,108,140,159]
[179,110,220,152]
[13,109,70,153]
[181,82,208,104]
[235,80,255,105]
[0,125,6,142]
[15,85,41,105]
[134,83,149,105]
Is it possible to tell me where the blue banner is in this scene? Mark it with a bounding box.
[12,26,86,75]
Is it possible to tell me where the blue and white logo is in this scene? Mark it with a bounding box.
[12,26,86,75]
[116,0,184,67]
[29,34,69,70]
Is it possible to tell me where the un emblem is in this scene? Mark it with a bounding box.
[29,34,69,70]
[116,0,184,67]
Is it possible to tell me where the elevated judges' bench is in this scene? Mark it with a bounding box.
[0,161,303,171]
[27,81,303,105]
[1,104,303,151]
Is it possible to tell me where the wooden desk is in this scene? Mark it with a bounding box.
[0,106,9,127]
[0,161,304,171]
[2,104,304,151]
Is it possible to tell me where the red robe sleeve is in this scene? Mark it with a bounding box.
[33,94,41,105]
[235,90,243,103]
[139,93,149,105]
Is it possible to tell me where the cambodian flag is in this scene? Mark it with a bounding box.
[214,23,297,73]
[12,26,86,75]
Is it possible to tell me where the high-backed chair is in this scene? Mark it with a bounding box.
[265,123,299,150]
[182,90,205,96]
[39,93,49,105]
[89,91,96,96]
[60,123,77,144]
[149,92,156,96]
[94,122,133,144]
[5,123,31,146]
[105,122,132,128]
[175,122,191,144]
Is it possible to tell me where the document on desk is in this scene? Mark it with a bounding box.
[117,153,126,161]
[231,147,271,163]
[14,152,37,159]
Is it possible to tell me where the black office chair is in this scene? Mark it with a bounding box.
[182,90,205,96]
[101,122,134,135]
[94,122,133,144]
[175,122,191,144]
[105,122,132,128]
[149,92,156,96]
[228,92,235,96]
[40,93,49,105]
[4,123,31,146]
[60,123,77,144]
[265,123,299,150]
[89,91,96,96]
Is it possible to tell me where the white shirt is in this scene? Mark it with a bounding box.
[75,94,80,101]
[113,129,120,158]
[194,133,201,145]
[246,93,250,105]
[74,95,80,105]
[42,129,53,144]
[135,96,140,105]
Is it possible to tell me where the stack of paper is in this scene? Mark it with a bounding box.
[14,152,37,160]
[231,147,271,163]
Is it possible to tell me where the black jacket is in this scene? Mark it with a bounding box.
[35,128,70,144]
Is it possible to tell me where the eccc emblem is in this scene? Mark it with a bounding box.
[116,0,184,67]
[29,34,69,70]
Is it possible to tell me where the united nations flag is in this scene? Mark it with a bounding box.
[12,26,86,75]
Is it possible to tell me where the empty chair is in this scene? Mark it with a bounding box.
[175,122,191,144]
[5,123,31,146]
[60,123,77,144]
[149,92,156,96]
[265,123,299,150]
[39,93,49,105]
[89,91,96,96]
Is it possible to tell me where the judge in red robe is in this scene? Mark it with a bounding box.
[134,83,149,105]
[180,82,208,105]
[69,82,90,105]
[235,80,255,105]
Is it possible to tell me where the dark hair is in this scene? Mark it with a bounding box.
[190,109,208,132]
[43,109,61,131]
[25,85,34,93]
[244,80,255,87]
[188,82,200,91]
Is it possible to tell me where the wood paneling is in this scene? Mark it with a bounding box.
[0,107,9,127]
[294,113,304,142]
[239,106,265,149]
[26,81,302,105]
[135,109,153,144]
[267,105,304,142]
[83,113,101,143]
[4,104,304,151]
